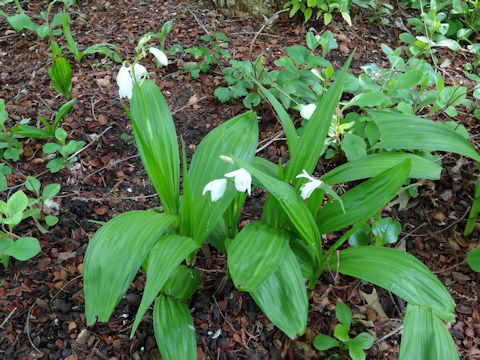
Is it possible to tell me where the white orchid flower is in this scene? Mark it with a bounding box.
[130,63,148,82]
[225,168,252,196]
[296,169,323,200]
[299,103,317,120]
[117,66,133,99]
[202,178,227,202]
[149,47,169,66]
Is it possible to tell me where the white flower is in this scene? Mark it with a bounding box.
[299,103,317,120]
[296,169,323,200]
[203,179,227,202]
[117,66,133,99]
[130,63,148,82]
[149,47,169,66]
[315,34,321,41]
[225,168,252,196]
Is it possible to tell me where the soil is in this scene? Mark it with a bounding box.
[0,0,479,359]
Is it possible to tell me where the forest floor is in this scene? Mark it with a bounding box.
[0,0,479,359]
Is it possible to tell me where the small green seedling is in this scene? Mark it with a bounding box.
[42,128,84,173]
[313,301,374,360]
[0,190,41,268]
[349,216,402,247]
[24,176,60,229]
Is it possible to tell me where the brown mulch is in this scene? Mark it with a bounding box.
[0,0,479,359]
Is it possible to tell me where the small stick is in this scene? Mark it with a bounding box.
[187,7,210,35]
[50,275,83,302]
[374,325,403,344]
[0,307,17,328]
[256,131,285,153]
[248,9,289,60]
[212,295,237,333]
[68,125,112,161]
[26,302,43,355]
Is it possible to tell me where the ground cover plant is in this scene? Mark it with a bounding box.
[0,0,480,359]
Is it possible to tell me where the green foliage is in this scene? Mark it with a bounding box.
[349,215,402,246]
[353,0,393,24]
[313,301,374,360]
[24,176,61,229]
[42,128,84,173]
[467,248,480,271]
[284,0,353,25]
[183,32,231,79]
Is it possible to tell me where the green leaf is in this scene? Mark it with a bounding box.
[286,53,353,182]
[10,125,52,138]
[313,333,340,350]
[321,152,442,184]
[25,176,41,195]
[63,11,79,60]
[399,304,459,360]
[306,32,317,50]
[334,323,350,342]
[0,236,14,267]
[54,98,75,129]
[183,111,258,244]
[48,56,72,99]
[369,110,480,162]
[328,247,455,321]
[286,45,311,65]
[348,223,371,247]
[131,234,198,337]
[343,92,389,109]
[4,237,40,261]
[467,248,480,272]
[6,13,38,32]
[348,346,366,360]
[372,217,401,245]
[336,301,352,329]
[214,87,231,103]
[317,160,411,234]
[43,142,59,154]
[83,211,176,325]
[250,248,308,339]
[341,133,367,161]
[234,157,322,261]
[46,158,65,173]
[130,80,180,215]
[153,295,197,360]
[163,265,202,300]
[228,221,289,291]
[45,215,58,226]
[7,190,28,215]
[349,332,374,350]
[42,183,61,201]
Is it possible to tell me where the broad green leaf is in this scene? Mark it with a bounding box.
[183,111,258,244]
[317,160,411,234]
[328,247,455,321]
[42,183,61,201]
[7,190,28,215]
[45,215,58,226]
[343,92,389,109]
[334,323,350,342]
[130,80,180,215]
[48,56,72,99]
[4,237,40,261]
[234,157,322,261]
[286,45,311,65]
[321,152,441,184]
[0,236,14,267]
[250,248,308,339]
[348,223,371,247]
[399,304,459,360]
[10,125,52,138]
[163,265,202,301]
[369,110,480,162]
[349,332,374,350]
[53,98,76,129]
[313,333,340,350]
[336,301,352,329]
[372,217,402,245]
[6,13,38,32]
[251,157,278,179]
[83,211,176,325]
[228,221,289,291]
[153,295,197,360]
[341,133,367,162]
[131,235,198,337]
[286,53,353,182]
[467,248,480,272]
[348,346,366,360]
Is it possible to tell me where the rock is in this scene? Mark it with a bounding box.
[76,329,90,346]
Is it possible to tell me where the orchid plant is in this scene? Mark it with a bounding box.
[82,28,479,359]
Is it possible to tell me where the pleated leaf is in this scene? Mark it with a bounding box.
[286,53,353,183]
[321,152,441,185]
[153,295,197,360]
[131,235,199,337]
[369,110,480,162]
[234,157,322,261]
[317,160,411,235]
[399,304,459,360]
[130,80,180,215]
[328,247,455,321]
[84,211,176,325]
[250,248,308,339]
[228,221,289,291]
[183,111,258,244]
